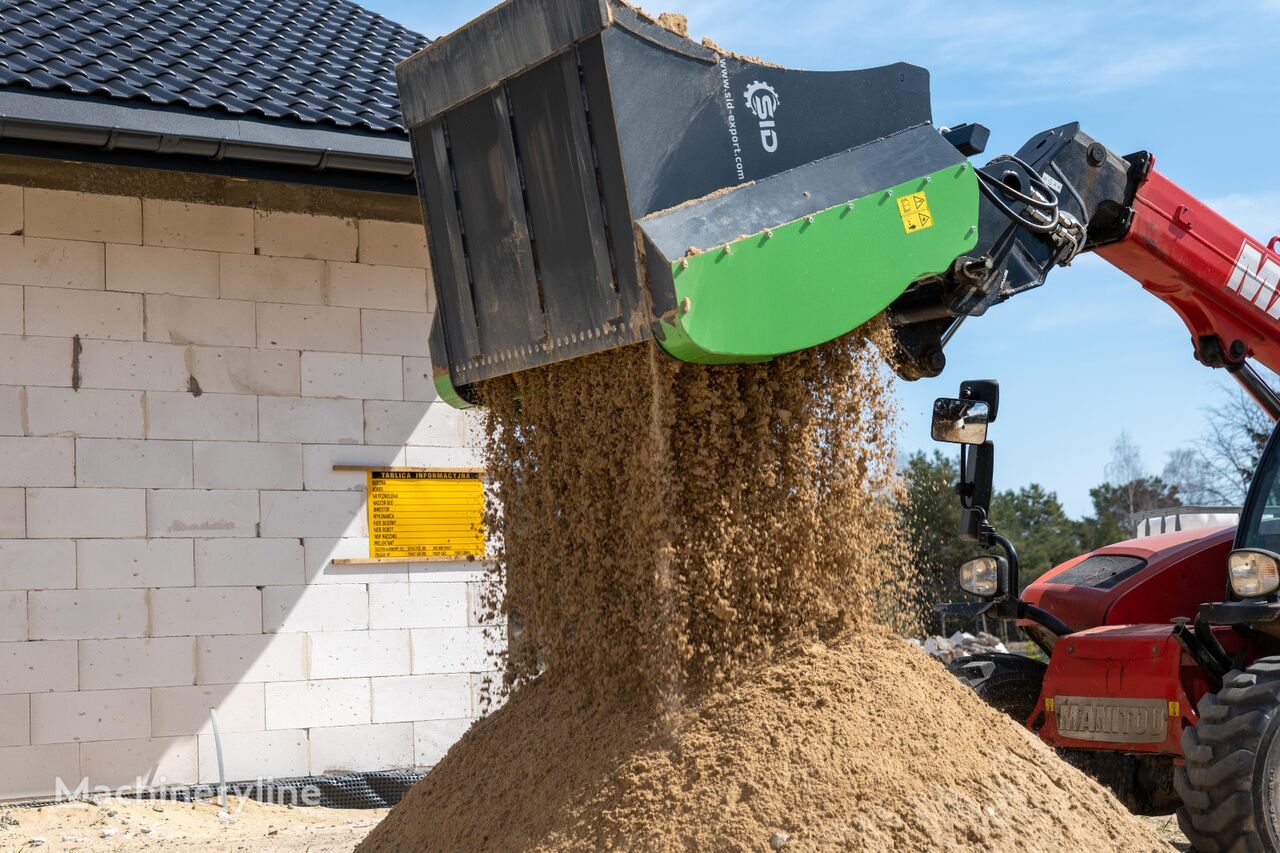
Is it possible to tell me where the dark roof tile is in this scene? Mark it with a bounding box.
[0,0,429,134]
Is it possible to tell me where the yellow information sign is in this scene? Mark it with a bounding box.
[896,191,934,234]
[367,469,485,560]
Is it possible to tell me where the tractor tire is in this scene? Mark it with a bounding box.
[947,652,1046,725]
[1176,657,1280,852]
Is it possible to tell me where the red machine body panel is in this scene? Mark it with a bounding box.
[1097,169,1280,378]
[1017,526,1257,752]
[1021,526,1234,632]
[1033,625,1193,754]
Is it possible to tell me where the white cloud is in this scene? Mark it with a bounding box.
[1205,192,1280,244]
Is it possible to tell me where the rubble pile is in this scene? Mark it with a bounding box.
[910,631,1010,664]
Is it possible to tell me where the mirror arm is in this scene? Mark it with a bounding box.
[987,531,1020,598]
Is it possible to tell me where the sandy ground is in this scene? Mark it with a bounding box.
[1146,815,1190,851]
[0,795,1193,851]
[0,797,387,852]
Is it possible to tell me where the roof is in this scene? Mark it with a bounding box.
[0,0,430,180]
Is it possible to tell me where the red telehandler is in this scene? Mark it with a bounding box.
[392,2,1280,847]
[925,141,1280,851]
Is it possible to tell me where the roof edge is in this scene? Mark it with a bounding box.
[0,90,413,178]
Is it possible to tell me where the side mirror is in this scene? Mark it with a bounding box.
[931,398,990,445]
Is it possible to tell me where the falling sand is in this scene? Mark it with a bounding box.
[359,328,1165,852]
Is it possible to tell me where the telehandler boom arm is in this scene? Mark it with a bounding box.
[892,123,1280,418]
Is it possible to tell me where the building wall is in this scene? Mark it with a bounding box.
[0,184,491,799]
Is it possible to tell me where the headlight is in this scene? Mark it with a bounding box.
[959,555,1004,598]
[1228,549,1280,597]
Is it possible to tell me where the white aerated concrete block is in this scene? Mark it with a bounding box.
[77,539,194,589]
[31,688,150,744]
[365,401,467,446]
[371,674,471,723]
[25,388,144,438]
[414,718,472,767]
[0,539,76,590]
[259,396,362,444]
[0,437,73,486]
[257,303,360,352]
[25,189,141,245]
[193,441,302,490]
[189,346,300,397]
[407,562,487,585]
[0,488,23,537]
[471,671,505,715]
[0,334,73,387]
[196,633,307,685]
[0,284,21,335]
[77,339,189,391]
[328,262,429,312]
[149,587,262,637]
[0,386,20,434]
[0,694,29,747]
[194,538,304,587]
[358,220,430,270]
[255,210,357,261]
[0,743,80,799]
[310,722,413,774]
[265,678,370,729]
[0,591,26,641]
[106,243,218,297]
[0,185,21,236]
[301,352,402,400]
[309,630,410,679]
[403,445,483,469]
[80,735,198,789]
[369,583,468,630]
[402,357,437,402]
[361,308,430,357]
[145,294,255,347]
[28,589,148,640]
[143,199,253,254]
[26,488,146,538]
[0,235,104,291]
[196,729,307,784]
[147,489,258,538]
[260,490,365,538]
[0,640,77,693]
[303,537,406,585]
[262,584,368,633]
[80,637,196,690]
[411,627,496,674]
[219,254,325,305]
[25,286,143,340]
[151,682,265,737]
[301,444,405,490]
[146,392,258,441]
[76,438,193,488]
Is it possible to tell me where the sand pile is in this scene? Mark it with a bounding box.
[359,329,1165,852]
[360,633,1162,852]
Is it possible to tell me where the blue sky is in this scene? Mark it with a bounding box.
[367,0,1280,517]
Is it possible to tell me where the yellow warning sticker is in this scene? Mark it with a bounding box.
[897,191,934,234]
[367,469,485,560]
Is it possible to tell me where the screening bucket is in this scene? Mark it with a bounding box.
[396,0,980,406]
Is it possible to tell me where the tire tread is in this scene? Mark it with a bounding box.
[1177,658,1280,852]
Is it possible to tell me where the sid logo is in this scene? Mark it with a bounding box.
[743,81,780,153]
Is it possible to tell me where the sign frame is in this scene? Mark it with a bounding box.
[330,465,486,564]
